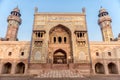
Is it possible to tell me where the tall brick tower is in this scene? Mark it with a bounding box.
[98,7,114,41]
[5,7,22,41]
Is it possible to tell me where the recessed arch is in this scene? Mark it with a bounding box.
[49,24,73,64]
[2,62,12,74]
[108,62,118,74]
[15,62,25,74]
[34,51,41,60]
[53,49,67,64]
[95,63,105,74]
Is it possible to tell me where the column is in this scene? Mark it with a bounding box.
[92,64,96,74]
[117,61,120,74]
[0,62,3,74]
[104,61,109,75]
[24,64,28,75]
[11,62,16,74]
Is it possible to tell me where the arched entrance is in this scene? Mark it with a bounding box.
[95,63,105,74]
[2,62,12,74]
[49,24,73,63]
[108,63,118,74]
[15,62,25,74]
[53,49,67,64]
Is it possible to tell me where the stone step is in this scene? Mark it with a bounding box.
[37,70,83,78]
[52,64,69,69]
[1,76,120,80]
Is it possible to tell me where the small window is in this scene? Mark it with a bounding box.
[80,33,82,37]
[96,52,99,56]
[8,52,12,56]
[58,37,62,43]
[54,37,56,43]
[77,33,79,37]
[64,37,66,43]
[38,32,40,37]
[7,38,9,41]
[110,38,112,41]
[108,52,111,56]
[41,33,43,37]
[35,32,37,37]
[21,52,24,56]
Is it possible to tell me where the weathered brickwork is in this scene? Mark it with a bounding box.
[0,7,120,78]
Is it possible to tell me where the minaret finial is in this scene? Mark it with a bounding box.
[17,5,18,8]
[35,7,38,13]
[16,4,19,9]
[82,7,86,13]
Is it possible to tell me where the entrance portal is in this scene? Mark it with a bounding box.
[53,49,67,64]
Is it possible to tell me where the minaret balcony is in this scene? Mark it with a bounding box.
[7,15,22,24]
[76,37,85,41]
[34,37,44,41]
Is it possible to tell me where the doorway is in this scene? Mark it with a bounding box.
[53,49,67,64]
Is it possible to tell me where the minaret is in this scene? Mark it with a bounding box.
[98,7,114,42]
[5,7,22,41]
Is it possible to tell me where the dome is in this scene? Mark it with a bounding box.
[99,7,107,14]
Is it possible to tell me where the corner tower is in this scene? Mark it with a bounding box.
[98,7,114,41]
[5,7,22,41]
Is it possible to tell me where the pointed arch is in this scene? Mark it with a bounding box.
[15,62,25,74]
[53,49,67,64]
[2,62,12,74]
[79,51,86,60]
[49,24,73,64]
[95,63,105,74]
[49,24,71,35]
[34,51,41,60]
[108,62,118,74]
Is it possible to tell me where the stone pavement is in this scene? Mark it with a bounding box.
[0,70,120,80]
[0,75,120,80]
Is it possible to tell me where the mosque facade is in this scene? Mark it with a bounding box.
[0,7,120,77]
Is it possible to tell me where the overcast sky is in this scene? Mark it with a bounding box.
[0,0,120,41]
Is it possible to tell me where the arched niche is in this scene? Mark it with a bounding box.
[108,62,118,74]
[2,62,12,74]
[95,63,105,74]
[15,62,25,74]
